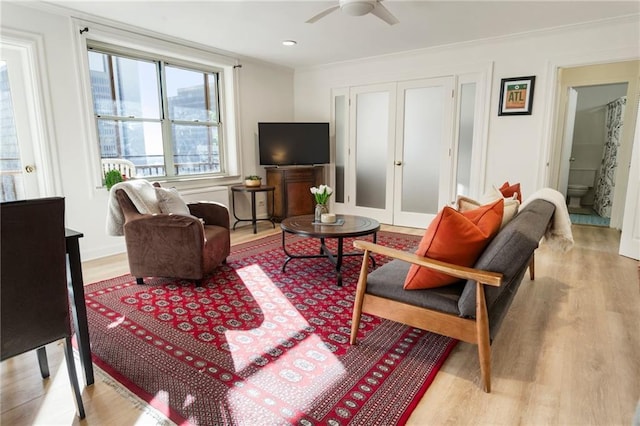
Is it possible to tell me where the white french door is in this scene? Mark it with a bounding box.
[347,83,396,223]
[0,32,55,202]
[393,77,454,227]
[332,77,456,227]
[0,47,40,201]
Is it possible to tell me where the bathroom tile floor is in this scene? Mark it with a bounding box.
[568,206,610,227]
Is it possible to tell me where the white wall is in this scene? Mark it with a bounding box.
[237,62,294,180]
[234,61,294,221]
[293,16,640,203]
[1,3,294,260]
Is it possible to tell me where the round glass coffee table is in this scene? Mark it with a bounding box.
[280,214,380,286]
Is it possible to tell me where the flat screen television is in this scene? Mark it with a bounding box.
[258,122,330,166]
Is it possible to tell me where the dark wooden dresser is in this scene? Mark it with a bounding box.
[266,166,324,221]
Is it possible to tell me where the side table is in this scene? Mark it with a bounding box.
[230,185,276,234]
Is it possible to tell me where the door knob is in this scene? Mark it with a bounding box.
[25,165,35,173]
[394,161,402,166]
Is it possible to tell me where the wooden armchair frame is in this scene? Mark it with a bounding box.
[349,240,503,392]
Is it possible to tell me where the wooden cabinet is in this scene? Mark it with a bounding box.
[266,166,324,221]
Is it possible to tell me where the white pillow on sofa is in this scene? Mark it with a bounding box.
[457,189,520,229]
[155,187,191,216]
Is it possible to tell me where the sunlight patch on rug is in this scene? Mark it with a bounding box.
[227,263,346,422]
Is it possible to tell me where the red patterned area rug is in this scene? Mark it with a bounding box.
[86,231,456,425]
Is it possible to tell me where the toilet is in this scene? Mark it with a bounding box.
[567,169,597,209]
[567,184,589,208]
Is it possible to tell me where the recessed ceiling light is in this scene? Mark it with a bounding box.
[282,40,297,46]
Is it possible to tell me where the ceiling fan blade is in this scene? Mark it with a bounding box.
[306,5,340,23]
[371,2,399,25]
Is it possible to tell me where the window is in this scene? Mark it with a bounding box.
[87,46,224,178]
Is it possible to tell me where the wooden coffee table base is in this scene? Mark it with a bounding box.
[280,214,380,286]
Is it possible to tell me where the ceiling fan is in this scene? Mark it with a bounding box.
[306,0,399,26]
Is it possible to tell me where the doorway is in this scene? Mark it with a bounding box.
[559,83,628,227]
[551,60,639,230]
[0,31,56,201]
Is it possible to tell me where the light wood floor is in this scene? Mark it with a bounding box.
[1,223,638,425]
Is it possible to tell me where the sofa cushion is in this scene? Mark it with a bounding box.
[367,260,463,315]
[403,199,504,290]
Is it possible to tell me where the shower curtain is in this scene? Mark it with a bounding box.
[593,96,626,218]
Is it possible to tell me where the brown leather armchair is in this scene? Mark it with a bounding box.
[114,183,230,285]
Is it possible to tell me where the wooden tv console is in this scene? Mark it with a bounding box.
[266,166,324,222]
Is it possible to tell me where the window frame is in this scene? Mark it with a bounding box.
[162,61,225,177]
[87,42,226,179]
[75,21,241,191]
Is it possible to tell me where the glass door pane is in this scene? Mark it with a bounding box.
[393,77,454,228]
[0,47,43,202]
[346,83,395,223]
[0,60,24,201]
[455,83,476,197]
[401,86,444,214]
[355,91,389,209]
[334,94,347,203]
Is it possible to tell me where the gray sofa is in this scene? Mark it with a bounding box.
[350,199,556,392]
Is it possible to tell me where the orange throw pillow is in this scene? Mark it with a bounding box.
[499,181,522,203]
[403,199,504,290]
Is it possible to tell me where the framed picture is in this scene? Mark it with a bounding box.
[498,76,536,116]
